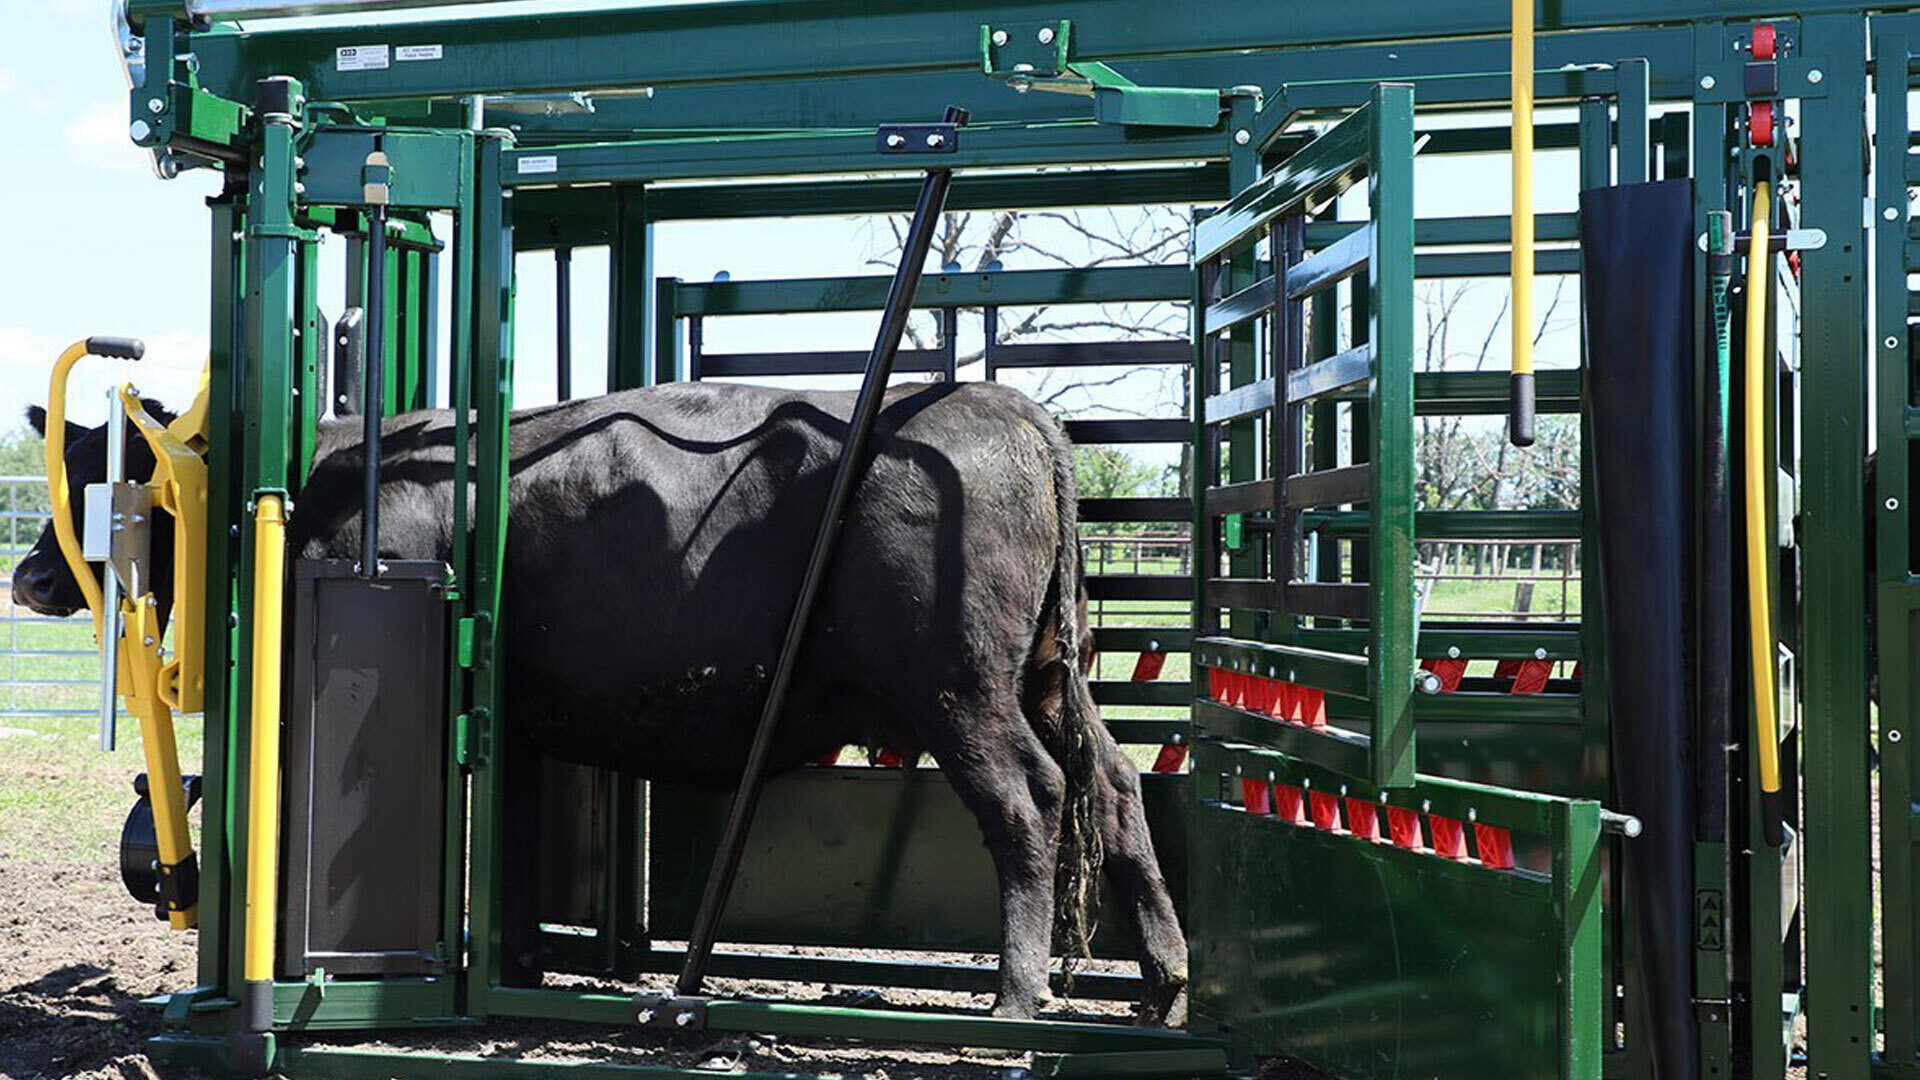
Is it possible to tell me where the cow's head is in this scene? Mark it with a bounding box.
[12,402,173,619]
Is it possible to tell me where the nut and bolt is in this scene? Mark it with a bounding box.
[1700,75,1717,90]
[1234,129,1251,146]
[148,97,166,114]
[1037,26,1056,44]
[925,132,945,148]
[991,28,1009,46]
[885,133,906,149]
[1808,68,1824,83]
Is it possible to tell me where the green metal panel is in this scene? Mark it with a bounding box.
[1186,741,1602,1080]
[1797,17,1874,1080]
[607,184,651,391]
[646,770,1186,958]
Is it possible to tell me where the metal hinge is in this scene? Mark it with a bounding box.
[455,616,477,668]
[455,709,491,768]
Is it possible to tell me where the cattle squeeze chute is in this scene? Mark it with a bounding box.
[19,0,1915,1078]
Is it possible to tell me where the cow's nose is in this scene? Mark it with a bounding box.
[11,561,58,610]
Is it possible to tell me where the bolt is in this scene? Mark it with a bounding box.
[1700,75,1717,91]
[636,1009,655,1024]
[144,636,155,646]
[1888,206,1903,221]
[675,1012,694,1027]
[1037,26,1056,44]
[1534,647,1548,660]
[925,132,945,149]
[1468,807,1478,822]
[1447,645,1462,659]
[885,133,906,149]
[228,613,239,627]
[1807,68,1824,83]
[1892,729,1905,743]
[1887,497,1900,511]
[129,119,152,142]
[1889,336,1902,350]
[1234,129,1251,146]
[991,28,1008,46]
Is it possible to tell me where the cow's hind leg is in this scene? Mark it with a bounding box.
[1084,695,1188,1025]
[915,689,1064,1019]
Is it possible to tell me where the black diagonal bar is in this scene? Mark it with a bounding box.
[673,106,970,997]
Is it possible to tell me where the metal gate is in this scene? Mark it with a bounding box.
[1184,83,1605,1080]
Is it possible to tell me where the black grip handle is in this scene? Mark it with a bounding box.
[1759,789,1787,848]
[1509,371,1536,447]
[87,336,146,361]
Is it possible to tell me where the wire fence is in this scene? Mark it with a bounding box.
[0,475,100,720]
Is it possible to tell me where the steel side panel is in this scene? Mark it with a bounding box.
[1188,802,1570,1079]
[647,770,1186,957]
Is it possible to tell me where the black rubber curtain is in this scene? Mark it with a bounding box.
[1580,177,1701,1080]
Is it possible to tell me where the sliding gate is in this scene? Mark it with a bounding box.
[1184,84,1605,1080]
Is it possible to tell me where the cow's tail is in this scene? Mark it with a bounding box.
[1040,417,1103,983]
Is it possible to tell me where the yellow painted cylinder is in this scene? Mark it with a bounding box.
[1743,182,1783,799]
[243,494,287,983]
[1510,0,1535,380]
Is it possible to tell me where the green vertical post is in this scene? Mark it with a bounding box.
[1873,28,1915,1069]
[1796,17,1873,1080]
[653,277,682,386]
[441,132,479,1010]
[295,232,321,478]
[465,132,515,1015]
[383,234,402,416]
[198,190,244,993]
[1365,83,1416,790]
[1554,800,1604,1080]
[1224,90,1261,644]
[609,183,652,390]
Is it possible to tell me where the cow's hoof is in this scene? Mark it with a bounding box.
[989,993,1048,1020]
[1133,979,1189,1028]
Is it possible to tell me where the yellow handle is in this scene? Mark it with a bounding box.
[44,343,107,639]
[1509,0,1536,447]
[1743,181,1786,844]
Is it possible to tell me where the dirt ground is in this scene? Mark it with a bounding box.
[2,857,1327,1080]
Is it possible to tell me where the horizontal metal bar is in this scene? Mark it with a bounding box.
[1302,624,1583,659]
[1088,574,1193,602]
[181,0,522,17]
[1201,277,1275,336]
[1287,224,1372,299]
[675,264,1191,317]
[1080,497,1191,523]
[1206,578,1275,611]
[1204,479,1275,517]
[630,945,1147,1002]
[989,339,1188,369]
[1286,343,1374,402]
[1191,701,1373,779]
[648,165,1233,223]
[1353,369,1583,415]
[1327,690,1584,726]
[1089,627,1193,652]
[1093,681,1194,707]
[696,349,950,377]
[1195,102,1372,262]
[1203,378,1276,425]
[1306,212,1580,249]
[1194,636,1371,699]
[1284,464,1372,509]
[1063,419,1192,445]
[1287,582,1371,620]
[1303,507,1583,538]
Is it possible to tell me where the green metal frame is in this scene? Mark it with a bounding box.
[111,3,1911,1079]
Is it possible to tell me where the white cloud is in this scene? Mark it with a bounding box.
[65,100,145,175]
[0,68,17,99]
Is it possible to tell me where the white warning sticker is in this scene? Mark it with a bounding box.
[396,44,444,62]
[517,155,559,176]
[335,44,390,72]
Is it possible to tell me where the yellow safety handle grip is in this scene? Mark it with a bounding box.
[1743,181,1786,848]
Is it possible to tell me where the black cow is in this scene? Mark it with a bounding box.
[15,381,1188,1024]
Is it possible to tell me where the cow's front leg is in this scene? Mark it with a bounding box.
[922,696,1063,1019]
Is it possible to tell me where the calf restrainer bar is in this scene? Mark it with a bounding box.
[670,105,971,1002]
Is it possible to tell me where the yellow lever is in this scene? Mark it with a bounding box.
[1743,181,1786,847]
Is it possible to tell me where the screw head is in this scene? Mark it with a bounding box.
[1037,26,1056,44]
[885,133,906,148]
[991,28,1009,46]
[1700,75,1717,90]
[925,132,945,148]
[1887,497,1900,511]
[1888,206,1903,221]
[129,119,152,141]
[1807,68,1824,83]
[1889,335,1902,350]
[1892,729,1904,743]
[1447,645,1462,659]
[1234,129,1251,146]
[1534,647,1548,660]
[148,97,165,114]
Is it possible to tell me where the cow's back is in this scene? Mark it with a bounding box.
[295,381,1072,783]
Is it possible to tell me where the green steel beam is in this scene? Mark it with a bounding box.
[172,2,1782,105]
[671,265,1187,316]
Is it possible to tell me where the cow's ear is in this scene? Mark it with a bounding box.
[26,406,85,444]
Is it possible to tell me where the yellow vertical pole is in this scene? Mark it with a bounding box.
[1743,181,1786,845]
[1510,0,1537,446]
[241,494,287,1053]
